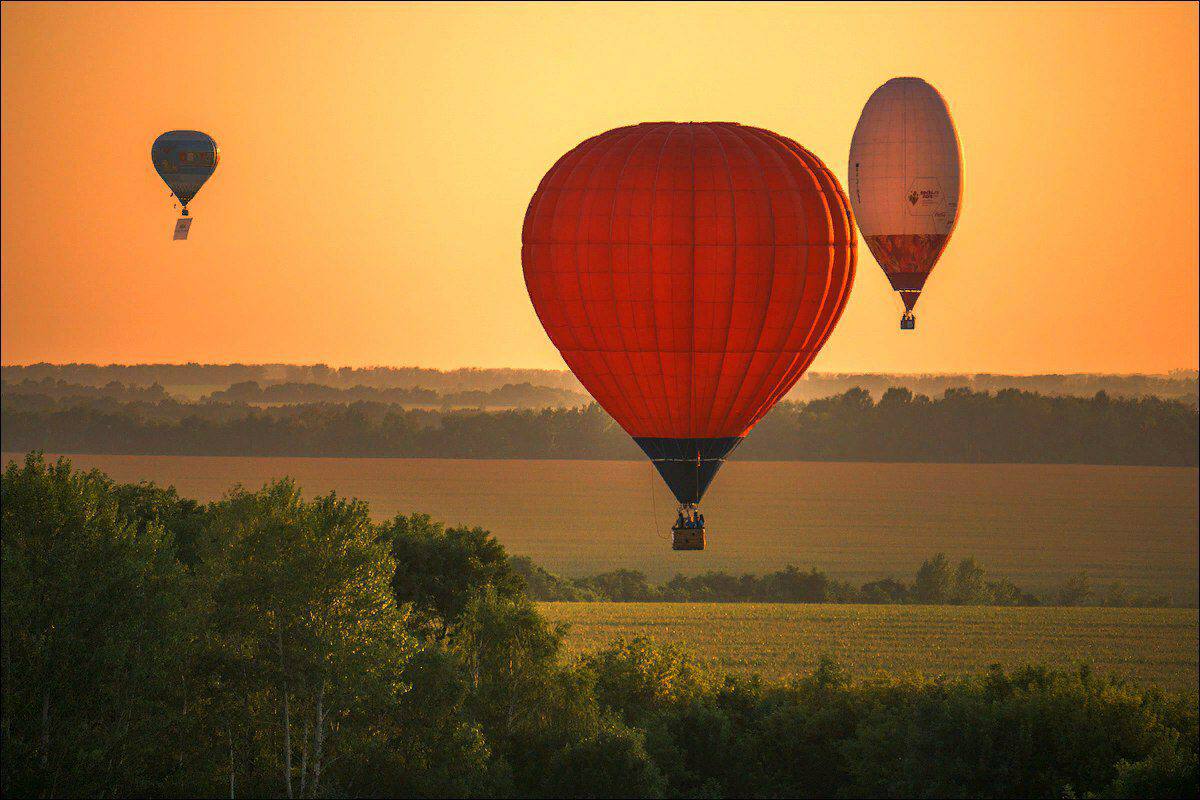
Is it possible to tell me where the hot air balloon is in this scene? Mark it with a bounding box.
[523,122,856,549]
[848,78,961,329]
[151,130,219,240]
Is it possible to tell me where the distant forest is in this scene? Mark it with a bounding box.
[3,385,1196,466]
[4,362,1196,402]
[1,363,586,393]
[511,553,1173,607]
[2,377,587,410]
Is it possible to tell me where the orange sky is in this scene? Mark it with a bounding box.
[2,2,1197,373]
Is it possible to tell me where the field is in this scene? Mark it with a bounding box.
[6,453,1197,601]
[541,602,1200,693]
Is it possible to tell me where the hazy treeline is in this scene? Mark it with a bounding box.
[2,377,173,402]
[511,554,1173,607]
[788,369,1199,402]
[204,380,588,408]
[0,397,636,458]
[740,387,1198,465]
[3,453,1196,798]
[1,363,585,393]
[3,388,1196,466]
[1,378,587,412]
[4,363,1197,401]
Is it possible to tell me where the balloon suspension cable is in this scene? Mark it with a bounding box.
[648,462,668,541]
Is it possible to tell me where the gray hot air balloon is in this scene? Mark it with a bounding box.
[848,78,962,330]
[151,130,219,239]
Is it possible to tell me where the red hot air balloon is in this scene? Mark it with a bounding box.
[522,122,856,549]
[848,78,962,329]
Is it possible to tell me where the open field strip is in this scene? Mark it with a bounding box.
[541,602,1200,693]
[14,453,1196,601]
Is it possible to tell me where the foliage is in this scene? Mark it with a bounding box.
[1,363,584,393]
[3,386,1196,466]
[512,554,1171,607]
[204,379,587,409]
[2,455,1196,798]
[508,555,599,600]
[1,453,195,796]
[385,513,526,635]
[572,638,1200,799]
[194,480,417,797]
[743,387,1198,466]
[5,363,1196,401]
[2,455,427,798]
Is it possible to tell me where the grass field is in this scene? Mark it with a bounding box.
[7,453,1197,601]
[541,602,1200,693]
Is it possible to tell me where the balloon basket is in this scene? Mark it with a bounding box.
[671,525,705,551]
[900,314,916,330]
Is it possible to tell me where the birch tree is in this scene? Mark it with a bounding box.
[199,480,416,798]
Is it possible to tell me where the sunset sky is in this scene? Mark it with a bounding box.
[2,2,1197,374]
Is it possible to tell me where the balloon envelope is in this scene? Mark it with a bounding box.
[848,78,961,313]
[151,130,219,208]
[523,122,856,504]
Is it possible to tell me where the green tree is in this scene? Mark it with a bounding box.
[581,636,712,730]
[541,720,666,799]
[1100,745,1200,799]
[198,480,417,798]
[914,553,954,603]
[575,569,655,602]
[842,665,1198,798]
[384,513,525,637]
[861,577,909,603]
[109,479,209,565]
[1059,572,1093,606]
[1104,581,1131,607]
[953,556,987,603]
[376,646,513,797]
[454,588,566,735]
[509,554,589,600]
[1,453,197,797]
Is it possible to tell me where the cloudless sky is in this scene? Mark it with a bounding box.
[2,2,1197,373]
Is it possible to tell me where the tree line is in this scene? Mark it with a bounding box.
[3,387,1196,466]
[510,555,1173,607]
[204,380,588,409]
[5,362,1196,400]
[1,378,588,410]
[3,377,173,402]
[1,363,585,393]
[788,369,1198,402]
[3,453,1196,798]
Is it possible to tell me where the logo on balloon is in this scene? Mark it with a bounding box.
[905,178,944,216]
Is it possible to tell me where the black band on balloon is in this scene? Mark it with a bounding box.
[633,436,743,505]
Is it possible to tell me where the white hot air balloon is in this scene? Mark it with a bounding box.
[848,78,961,329]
